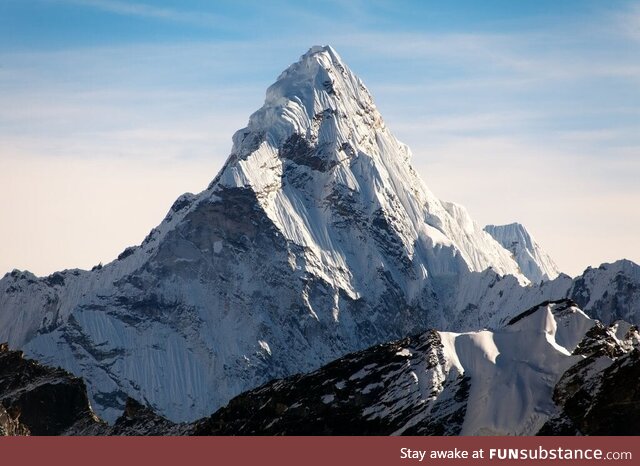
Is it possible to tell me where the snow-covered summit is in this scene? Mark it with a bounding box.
[0,46,637,424]
[484,222,559,283]
[214,45,526,284]
[222,45,378,165]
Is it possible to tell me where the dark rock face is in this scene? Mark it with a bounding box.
[0,404,29,435]
[193,331,468,436]
[538,326,640,435]
[577,349,640,435]
[280,133,338,172]
[0,343,191,436]
[507,299,579,326]
[110,398,191,436]
[0,342,106,435]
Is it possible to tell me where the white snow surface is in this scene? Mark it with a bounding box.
[484,223,560,283]
[439,301,595,435]
[215,46,528,287]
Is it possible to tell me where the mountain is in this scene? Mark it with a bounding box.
[194,300,640,436]
[539,319,640,435]
[4,300,638,436]
[484,223,559,283]
[0,46,638,425]
[568,259,640,324]
[448,259,640,332]
[0,45,526,422]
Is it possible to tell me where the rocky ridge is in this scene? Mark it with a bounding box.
[3,299,638,436]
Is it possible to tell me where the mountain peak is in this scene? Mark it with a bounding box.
[277,44,350,86]
[211,45,383,187]
[484,222,559,283]
[305,44,337,55]
[283,45,345,77]
[210,46,526,288]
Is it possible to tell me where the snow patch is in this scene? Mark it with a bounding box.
[258,340,271,356]
[321,394,335,404]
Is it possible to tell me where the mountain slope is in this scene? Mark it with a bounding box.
[448,259,640,332]
[0,343,192,436]
[3,300,638,436]
[0,342,106,435]
[194,300,640,436]
[484,223,559,283]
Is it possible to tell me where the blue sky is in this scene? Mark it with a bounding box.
[1,0,639,276]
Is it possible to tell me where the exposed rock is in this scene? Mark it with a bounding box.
[539,337,640,435]
[194,331,468,435]
[110,398,192,436]
[0,342,107,435]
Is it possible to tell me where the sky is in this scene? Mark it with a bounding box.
[1,0,639,277]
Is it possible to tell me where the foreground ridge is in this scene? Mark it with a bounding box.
[3,300,639,436]
[197,300,640,436]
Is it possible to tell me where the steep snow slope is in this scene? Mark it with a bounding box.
[568,259,640,324]
[484,223,559,283]
[0,344,191,436]
[441,259,640,334]
[449,300,594,435]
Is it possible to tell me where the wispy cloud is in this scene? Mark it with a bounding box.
[50,0,229,28]
[611,2,640,41]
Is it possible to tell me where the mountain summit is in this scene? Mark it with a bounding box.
[485,222,559,283]
[213,45,526,284]
[2,46,633,423]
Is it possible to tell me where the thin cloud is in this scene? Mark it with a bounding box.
[335,30,640,82]
[611,2,640,41]
[49,0,229,28]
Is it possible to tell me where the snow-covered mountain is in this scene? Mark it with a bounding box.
[0,45,523,422]
[3,300,638,436]
[195,300,640,436]
[448,259,640,332]
[0,46,638,424]
[484,223,559,283]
